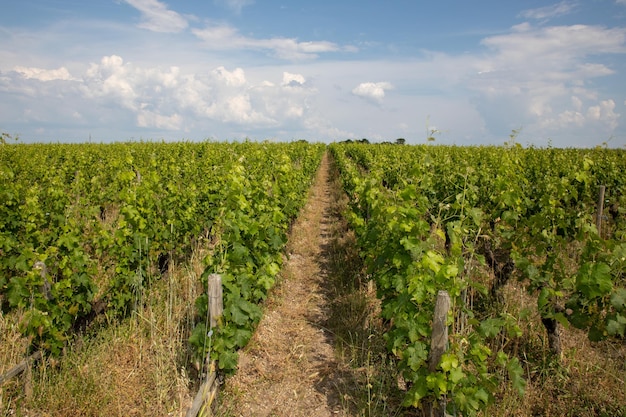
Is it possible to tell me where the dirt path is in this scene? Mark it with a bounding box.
[217,152,350,417]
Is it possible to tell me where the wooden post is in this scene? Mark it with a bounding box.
[206,273,223,413]
[208,274,223,329]
[596,185,606,237]
[0,351,43,386]
[34,261,52,300]
[429,291,451,372]
[426,290,451,417]
[185,274,223,417]
[186,367,217,417]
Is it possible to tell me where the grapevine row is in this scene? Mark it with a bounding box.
[330,142,625,415]
[0,141,324,372]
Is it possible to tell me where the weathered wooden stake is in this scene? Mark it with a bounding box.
[596,185,606,237]
[208,274,223,329]
[428,291,451,373]
[0,351,43,386]
[186,365,217,417]
[426,290,451,417]
[186,274,223,417]
[34,261,52,300]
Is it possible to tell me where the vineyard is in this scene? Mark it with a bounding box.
[1,140,625,416]
[0,140,324,414]
[329,142,626,416]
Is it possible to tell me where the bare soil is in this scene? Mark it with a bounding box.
[216,152,354,417]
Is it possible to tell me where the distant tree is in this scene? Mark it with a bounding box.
[380,141,393,145]
[395,138,406,145]
[358,138,370,144]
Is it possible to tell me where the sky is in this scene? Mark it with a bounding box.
[1,0,626,147]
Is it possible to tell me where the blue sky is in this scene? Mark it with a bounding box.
[1,0,625,146]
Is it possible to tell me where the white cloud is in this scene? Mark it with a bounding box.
[518,1,577,20]
[575,63,614,77]
[557,110,585,127]
[537,99,620,134]
[13,66,76,81]
[282,72,306,88]
[468,22,626,143]
[481,24,626,66]
[204,94,275,125]
[192,23,343,60]
[214,0,254,14]
[45,55,320,131]
[587,105,602,120]
[212,66,246,87]
[137,110,182,130]
[303,115,354,139]
[192,23,238,43]
[586,99,620,128]
[83,55,138,110]
[123,0,188,33]
[352,82,393,101]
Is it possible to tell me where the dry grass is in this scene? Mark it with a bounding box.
[215,152,409,417]
[429,232,626,416]
[216,152,352,417]
[479,281,626,417]
[315,155,626,417]
[2,245,207,416]
[321,157,409,417]
[0,309,32,415]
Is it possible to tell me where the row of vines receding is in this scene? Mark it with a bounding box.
[330,142,625,416]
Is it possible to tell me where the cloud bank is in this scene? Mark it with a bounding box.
[0,1,625,146]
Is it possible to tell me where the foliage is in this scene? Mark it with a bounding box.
[329,142,626,415]
[188,143,325,371]
[0,141,324,367]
